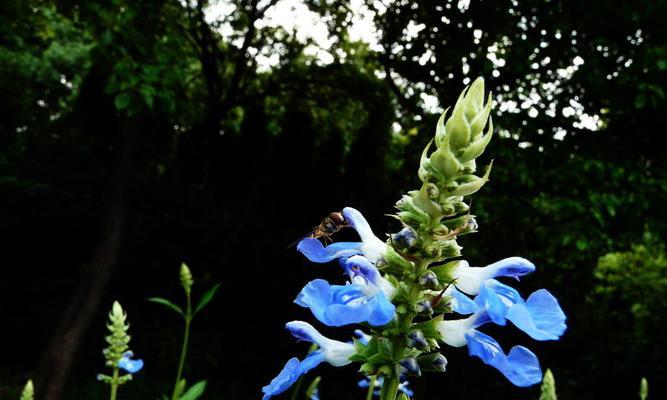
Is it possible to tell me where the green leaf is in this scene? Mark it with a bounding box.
[114,92,131,110]
[148,297,184,316]
[179,380,207,400]
[194,283,221,315]
[305,377,321,400]
[140,86,154,109]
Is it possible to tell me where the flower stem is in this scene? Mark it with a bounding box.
[171,290,192,400]
[365,376,377,400]
[109,368,119,400]
[378,374,399,400]
[288,375,305,400]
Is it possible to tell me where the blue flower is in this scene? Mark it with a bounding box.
[297,207,387,264]
[295,255,396,327]
[437,312,542,387]
[437,257,566,387]
[450,257,535,295]
[475,279,566,340]
[262,321,355,400]
[358,376,414,398]
[118,351,143,374]
[296,279,396,327]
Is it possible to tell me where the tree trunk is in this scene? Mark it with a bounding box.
[34,128,134,400]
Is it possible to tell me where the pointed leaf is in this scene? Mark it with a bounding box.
[179,380,207,400]
[148,297,184,317]
[194,283,221,315]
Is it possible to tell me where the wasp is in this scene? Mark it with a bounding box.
[288,211,349,248]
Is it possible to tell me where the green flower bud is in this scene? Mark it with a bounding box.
[444,162,493,197]
[461,117,493,163]
[102,301,131,368]
[539,368,558,400]
[396,195,430,228]
[445,97,471,150]
[20,380,34,400]
[180,262,194,293]
[412,188,442,219]
[430,147,461,178]
[639,377,648,400]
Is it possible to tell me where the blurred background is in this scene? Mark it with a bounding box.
[1,0,666,399]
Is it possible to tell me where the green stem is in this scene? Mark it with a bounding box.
[288,375,305,400]
[109,368,119,400]
[365,375,377,400]
[171,290,193,400]
[378,374,399,400]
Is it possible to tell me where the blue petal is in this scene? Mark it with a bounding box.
[118,353,143,373]
[464,330,542,387]
[450,286,480,315]
[365,291,397,326]
[262,352,325,400]
[297,238,363,263]
[475,279,523,325]
[489,257,536,280]
[506,289,567,341]
[340,256,382,286]
[295,279,395,327]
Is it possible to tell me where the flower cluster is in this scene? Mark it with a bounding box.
[262,78,566,400]
[97,301,143,386]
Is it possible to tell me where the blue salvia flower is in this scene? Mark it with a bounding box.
[448,257,536,295]
[297,207,387,264]
[118,351,144,373]
[295,255,396,327]
[437,311,541,386]
[262,321,355,400]
[295,278,396,327]
[474,279,566,340]
[436,261,566,386]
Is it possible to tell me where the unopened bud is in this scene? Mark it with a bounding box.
[419,271,438,290]
[399,358,422,377]
[179,262,194,292]
[432,354,448,372]
[407,330,428,350]
[20,380,34,400]
[416,300,433,316]
[392,227,417,249]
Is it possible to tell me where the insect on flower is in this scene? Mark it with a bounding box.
[289,211,349,248]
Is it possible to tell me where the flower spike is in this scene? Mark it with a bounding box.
[266,78,566,399]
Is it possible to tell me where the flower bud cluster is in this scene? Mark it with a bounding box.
[396,78,492,262]
[20,380,34,400]
[98,301,143,386]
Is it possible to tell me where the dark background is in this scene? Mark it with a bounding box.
[1,0,666,399]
